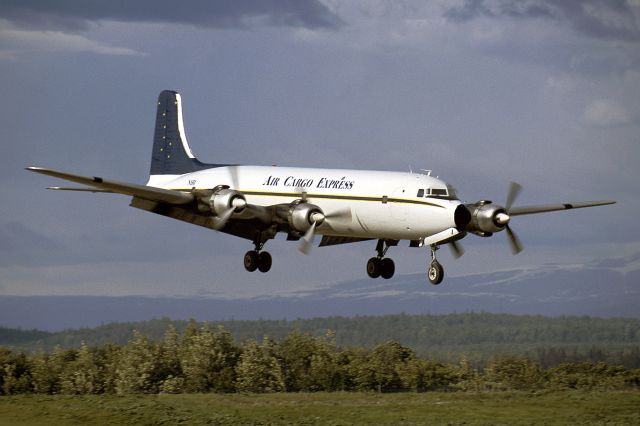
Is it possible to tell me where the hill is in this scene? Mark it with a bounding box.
[1,255,639,331]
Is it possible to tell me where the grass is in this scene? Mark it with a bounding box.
[1,391,639,425]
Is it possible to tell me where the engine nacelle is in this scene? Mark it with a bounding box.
[288,202,324,233]
[208,188,247,215]
[464,201,507,235]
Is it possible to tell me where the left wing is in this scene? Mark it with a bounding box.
[26,166,194,205]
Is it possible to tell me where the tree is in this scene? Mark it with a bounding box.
[354,341,415,392]
[29,348,65,394]
[451,355,481,392]
[60,342,101,394]
[115,330,159,394]
[278,331,335,392]
[398,359,457,392]
[548,362,629,391]
[235,338,285,393]
[181,324,239,393]
[483,355,544,391]
[0,349,32,395]
[157,324,184,393]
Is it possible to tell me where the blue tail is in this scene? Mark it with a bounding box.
[150,90,225,175]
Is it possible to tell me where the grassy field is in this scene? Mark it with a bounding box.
[1,391,639,425]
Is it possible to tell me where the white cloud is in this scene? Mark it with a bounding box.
[583,99,631,127]
[0,27,145,59]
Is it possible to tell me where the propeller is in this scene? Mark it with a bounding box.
[503,181,524,255]
[227,165,240,190]
[465,181,614,255]
[449,240,465,259]
[212,196,246,230]
[299,220,318,255]
[505,225,523,255]
[298,208,352,255]
[505,181,522,212]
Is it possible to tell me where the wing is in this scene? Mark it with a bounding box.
[26,166,193,205]
[509,200,616,216]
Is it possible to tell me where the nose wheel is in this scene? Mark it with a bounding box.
[427,245,444,285]
[366,240,395,279]
[244,239,272,273]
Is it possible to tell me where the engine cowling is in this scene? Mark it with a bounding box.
[288,203,324,233]
[464,201,508,236]
[208,188,247,215]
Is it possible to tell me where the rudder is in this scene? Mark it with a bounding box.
[150,90,224,175]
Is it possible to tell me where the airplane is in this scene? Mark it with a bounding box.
[27,90,616,285]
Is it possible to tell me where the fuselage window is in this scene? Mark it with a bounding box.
[417,189,424,197]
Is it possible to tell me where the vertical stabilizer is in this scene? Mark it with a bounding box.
[150,90,224,175]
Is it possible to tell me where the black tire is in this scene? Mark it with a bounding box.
[258,251,272,273]
[380,258,395,279]
[366,257,381,278]
[244,250,259,272]
[428,261,444,285]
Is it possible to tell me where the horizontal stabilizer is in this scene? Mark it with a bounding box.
[47,186,115,193]
[27,166,193,205]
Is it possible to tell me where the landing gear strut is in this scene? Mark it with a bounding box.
[244,238,272,273]
[366,240,395,279]
[427,245,444,285]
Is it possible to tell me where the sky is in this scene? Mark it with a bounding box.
[1,0,639,298]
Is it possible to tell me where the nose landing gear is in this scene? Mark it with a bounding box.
[366,240,395,279]
[427,245,444,285]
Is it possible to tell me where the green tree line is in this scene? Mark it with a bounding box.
[1,322,639,395]
[3,313,639,368]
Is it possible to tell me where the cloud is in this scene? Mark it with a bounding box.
[0,0,343,31]
[0,27,144,57]
[583,99,631,127]
[445,0,640,42]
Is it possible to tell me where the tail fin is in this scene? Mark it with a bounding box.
[150,90,225,175]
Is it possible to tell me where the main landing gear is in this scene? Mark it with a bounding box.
[244,240,272,273]
[366,240,395,279]
[427,245,444,285]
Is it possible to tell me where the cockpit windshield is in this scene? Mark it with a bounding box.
[415,185,458,200]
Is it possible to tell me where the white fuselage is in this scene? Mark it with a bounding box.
[148,165,462,241]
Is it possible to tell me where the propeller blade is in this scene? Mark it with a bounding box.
[325,208,352,221]
[505,225,523,255]
[449,240,465,259]
[293,186,308,202]
[505,181,522,212]
[298,221,317,255]
[227,165,240,189]
[212,207,234,230]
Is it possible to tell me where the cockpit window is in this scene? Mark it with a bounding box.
[423,186,457,200]
[417,189,424,197]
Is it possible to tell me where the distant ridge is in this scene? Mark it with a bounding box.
[1,256,639,331]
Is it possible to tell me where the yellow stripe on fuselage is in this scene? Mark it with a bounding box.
[169,189,446,208]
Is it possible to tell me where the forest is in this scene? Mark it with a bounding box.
[1,318,639,395]
[2,313,639,368]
